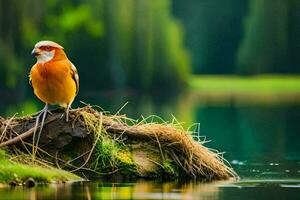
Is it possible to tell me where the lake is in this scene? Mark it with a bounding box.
[0,90,299,199]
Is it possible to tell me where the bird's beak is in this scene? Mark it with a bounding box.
[31,48,40,57]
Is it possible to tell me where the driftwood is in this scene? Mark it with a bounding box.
[0,106,237,180]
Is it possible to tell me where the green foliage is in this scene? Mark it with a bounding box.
[46,4,104,38]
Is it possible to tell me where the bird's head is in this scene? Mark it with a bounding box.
[31,40,66,63]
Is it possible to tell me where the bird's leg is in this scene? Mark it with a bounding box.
[32,104,48,160]
[59,104,72,122]
[66,104,72,122]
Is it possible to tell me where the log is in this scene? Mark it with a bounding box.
[0,106,237,181]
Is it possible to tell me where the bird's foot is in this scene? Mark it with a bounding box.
[65,105,72,122]
[59,111,69,122]
[59,113,65,120]
[59,105,72,122]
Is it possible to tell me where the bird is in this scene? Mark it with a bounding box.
[29,40,79,155]
[30,40,79,121]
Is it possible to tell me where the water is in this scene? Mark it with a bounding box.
[0,179,299,200]
[0,91,299,199]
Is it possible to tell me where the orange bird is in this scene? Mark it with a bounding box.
[29,40,79,123]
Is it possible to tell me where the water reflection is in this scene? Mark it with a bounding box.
[0,180,225,200]
[1,178,300,200]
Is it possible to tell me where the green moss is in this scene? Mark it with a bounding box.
[92,136,137,175]
[92,137,119,171]
[162,160,177,176]
[0,150,80,185]
[0,150,6,161]
[116,151,137,174]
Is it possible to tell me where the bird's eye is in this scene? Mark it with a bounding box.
[42,46,51,51]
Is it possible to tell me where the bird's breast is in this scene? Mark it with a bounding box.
[37,61,68,78]
[31,60,77,106]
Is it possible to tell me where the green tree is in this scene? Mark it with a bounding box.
[103,0,191,91]
[237,0,289,74]
[172,0,248,74]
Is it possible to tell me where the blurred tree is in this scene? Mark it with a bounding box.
[103,0,190,91]
[0,0,43,108]
[288,0,300,73]
[0,0,23,89]
[0,0,191,96]
[172,0,300,75]
[172,0,248,74]
[237,0,289,74]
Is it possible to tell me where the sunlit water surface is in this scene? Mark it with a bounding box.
[0,91,299,199]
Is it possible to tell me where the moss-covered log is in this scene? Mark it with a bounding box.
[0,106,237,181]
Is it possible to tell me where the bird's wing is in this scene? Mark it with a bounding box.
[70,62,79,95]
[29,64,36,87]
